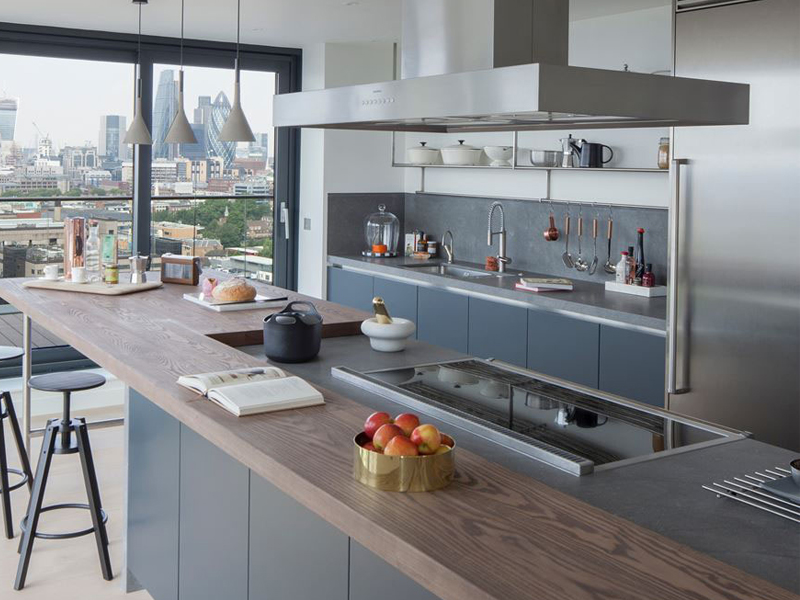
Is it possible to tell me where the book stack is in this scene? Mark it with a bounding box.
[515,277,573,293]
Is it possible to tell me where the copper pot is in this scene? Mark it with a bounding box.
[544,214,560,241]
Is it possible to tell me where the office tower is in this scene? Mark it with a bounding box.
[0,97,19,142]
[99,115,127,160]
[179,123,207,160]
[193,95,212,125]
[207,92,235,168]
[152,69,179,160]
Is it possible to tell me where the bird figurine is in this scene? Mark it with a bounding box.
[372,297,393,325]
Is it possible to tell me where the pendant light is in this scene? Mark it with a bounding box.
[219,0,255,142]
[124,0,153,145]
[165,0,198,144]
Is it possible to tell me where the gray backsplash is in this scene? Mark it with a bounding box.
[328,192,668,285]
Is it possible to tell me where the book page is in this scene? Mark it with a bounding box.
[177,367,286,395]
[208,377,324,416]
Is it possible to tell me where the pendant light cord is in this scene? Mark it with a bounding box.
[180,0,185,69]
[236,0,241,62]
[137,4,143,97]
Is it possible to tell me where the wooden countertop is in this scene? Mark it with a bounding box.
[0,277,795,600]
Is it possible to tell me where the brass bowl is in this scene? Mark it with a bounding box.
[353,432,455,492]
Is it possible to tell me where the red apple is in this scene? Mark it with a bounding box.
[362,441,379,453]
[410,424,442,455]
[364,412,392,440]
[384,435,419,456]
[373,423,403,451]
[393,413,420,437]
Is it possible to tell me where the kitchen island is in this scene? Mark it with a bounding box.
[0,277,796,600]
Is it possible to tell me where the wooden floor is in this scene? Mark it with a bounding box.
[0,311,65,348]
[0,425,152,599]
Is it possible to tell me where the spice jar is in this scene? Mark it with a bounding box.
[642,264,655,288]
[658,137,670,169]
[105,265,119,285]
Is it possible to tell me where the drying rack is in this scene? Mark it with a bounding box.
[703,467,800,524]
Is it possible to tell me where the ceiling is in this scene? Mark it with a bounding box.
[1,1,671,49]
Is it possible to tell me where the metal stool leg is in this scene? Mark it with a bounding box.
[0,410,12,539]
[3,391,33,491]
[75,418,112,581]
[15,420,57,591]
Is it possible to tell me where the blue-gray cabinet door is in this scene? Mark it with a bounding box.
[327,267,374,313]
[373,277,418,338]
[527,310,600,388]
[599,326,666,407]
[127,389,180,600]
[349,541,441,600]
[417,287,469,353]
[179,426,249,600]
[249,474,349,600]
[468,297,527,367]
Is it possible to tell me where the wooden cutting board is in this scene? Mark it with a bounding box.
[23,279,163,296]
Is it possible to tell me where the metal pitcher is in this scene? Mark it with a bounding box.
[129,256,148,284]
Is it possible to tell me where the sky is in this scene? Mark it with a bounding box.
[0,54,276,150]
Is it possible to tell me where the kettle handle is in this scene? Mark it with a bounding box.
[279,301,320,316]
[602,145,614,164]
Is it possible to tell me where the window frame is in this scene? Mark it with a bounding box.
[0,21,302,289]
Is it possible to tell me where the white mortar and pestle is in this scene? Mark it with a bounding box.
[361,297,416,352]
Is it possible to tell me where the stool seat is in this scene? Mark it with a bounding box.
[0,346,23,362]
[29,372,106,393]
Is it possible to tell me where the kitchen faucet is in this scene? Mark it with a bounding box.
[487,202,511,272]
[442,230,455,264]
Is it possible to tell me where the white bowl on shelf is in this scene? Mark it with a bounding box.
[484,146,513,167]
[361,318,416,352]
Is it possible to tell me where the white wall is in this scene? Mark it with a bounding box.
[297,42,402,297]
[401,6,674,207]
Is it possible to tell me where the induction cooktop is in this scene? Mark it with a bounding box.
[332,359,746,476]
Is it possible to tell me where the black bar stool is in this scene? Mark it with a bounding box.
[15,371,112,591]
[0,347,33,540]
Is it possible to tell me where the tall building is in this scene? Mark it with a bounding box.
[152,69,178,160]
[193,96,212,125]
[0,97,19,142]
[99,115,127,160]
[208,92,236,168]
[62,145,98,170]
[179,123,207,160]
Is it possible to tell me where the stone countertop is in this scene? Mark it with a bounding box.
[242,336,800,595]
[328,255,668,333]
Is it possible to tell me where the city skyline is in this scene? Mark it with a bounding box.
[0,55,276,149]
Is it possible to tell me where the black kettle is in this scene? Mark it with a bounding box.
[263,302,323,363]
[576,141,614,168]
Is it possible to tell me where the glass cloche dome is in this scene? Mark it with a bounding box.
[363,204,400,257]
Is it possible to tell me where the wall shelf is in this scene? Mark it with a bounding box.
[392,162,668,174]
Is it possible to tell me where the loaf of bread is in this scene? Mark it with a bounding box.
[211,278,257,303]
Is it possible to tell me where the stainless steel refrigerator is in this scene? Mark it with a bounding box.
[668,0,800,451]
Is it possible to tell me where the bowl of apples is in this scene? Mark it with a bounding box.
[354,412,455,492]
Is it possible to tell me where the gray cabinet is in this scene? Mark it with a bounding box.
[249,474,349,600]
[417,287,469,353]
[527,310,600,388]
[468,297,527,367]
[127,389,180,600]
[599,326,666,407]
[349,541,441,600]
[327,267,374,313]
[373,277,418,337]
[179,426,249,600]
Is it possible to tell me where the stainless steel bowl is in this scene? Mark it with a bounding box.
[531,149,563,168]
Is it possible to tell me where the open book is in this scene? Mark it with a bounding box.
[177,367,324,417]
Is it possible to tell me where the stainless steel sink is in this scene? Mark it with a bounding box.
[401,263,516,279]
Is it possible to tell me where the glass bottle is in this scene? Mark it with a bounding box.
[642,264,655,288]
[658,137,670,169]
[627,246,636,285]
[85,223,101,282]
[615,251,629,284]
[634,228,645,284]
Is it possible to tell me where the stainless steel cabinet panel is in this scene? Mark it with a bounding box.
[599,326,666,408]
[179,426,249,600]
[249,474,349,600]
[349,541,441,600]
[527,310,599,388]
[327,267,374,313]
[373,277,418,338]
[127,389,180,600]
[417,287,469,353]
[469,297,527,367]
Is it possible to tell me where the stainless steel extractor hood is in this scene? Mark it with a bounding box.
[274,0,750,132]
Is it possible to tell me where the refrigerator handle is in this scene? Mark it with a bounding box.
[667,158,690,395]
